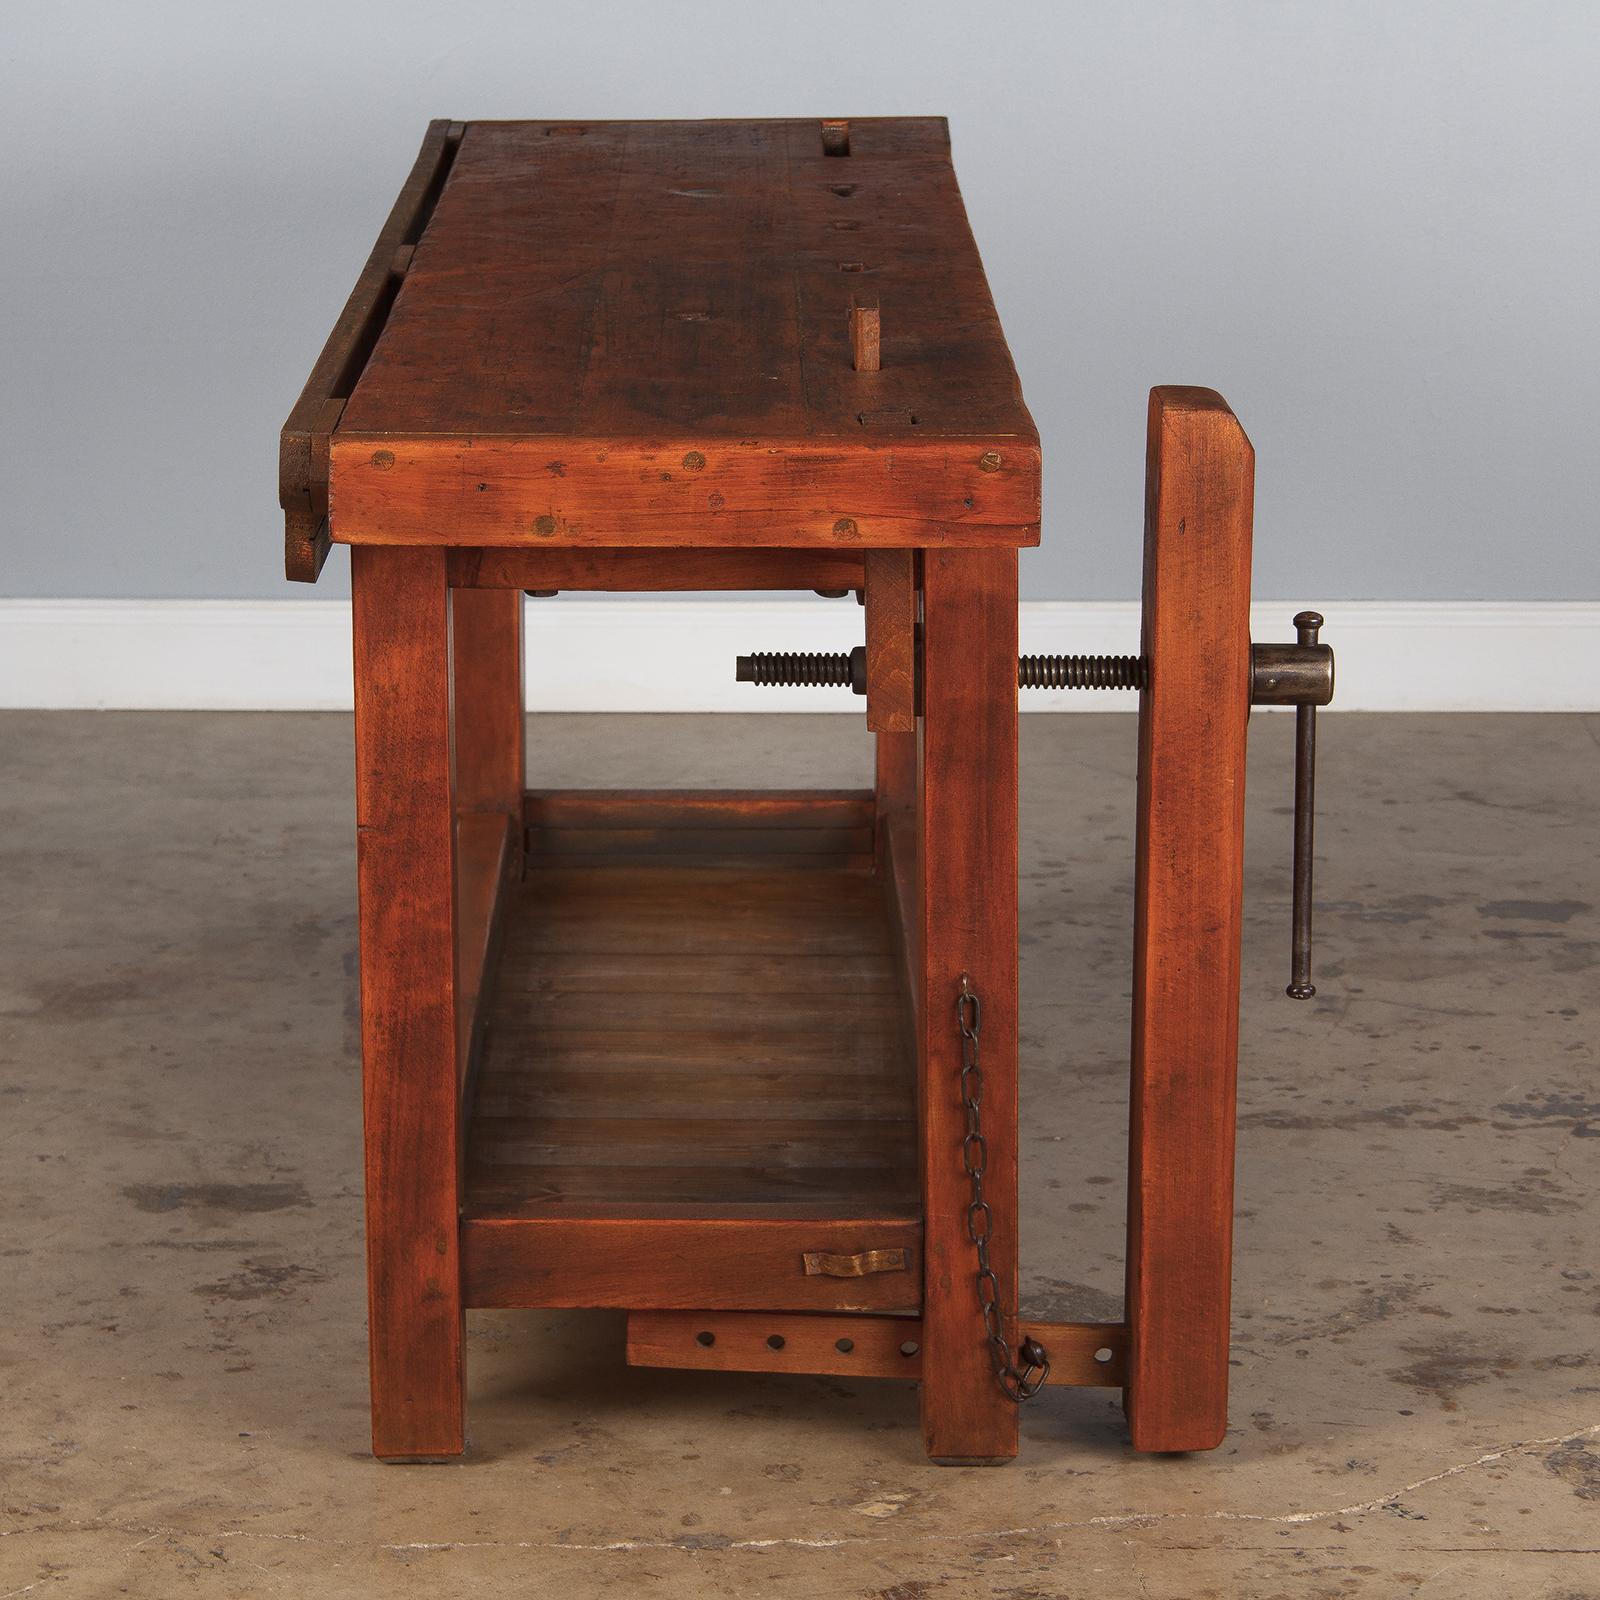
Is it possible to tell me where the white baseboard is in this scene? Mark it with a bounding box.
[1,598,1595,712]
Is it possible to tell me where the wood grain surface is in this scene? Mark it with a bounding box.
[1124,387,1255,1452]
[325,119,1039,548]
[918,549,1021,1463]
[626,1311,1129,1386]
[351,544,464,1459]
[280,120,461,579]
[461,792,919,1316]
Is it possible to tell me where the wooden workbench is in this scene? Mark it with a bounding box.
[282,117,1255,1467]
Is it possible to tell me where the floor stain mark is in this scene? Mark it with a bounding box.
[193,1261,328,1302]
[125,1182,310,1215]
[1543,1437,1600,1501]
[1477,899,1590,924]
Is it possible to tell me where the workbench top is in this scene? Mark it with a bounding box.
[287,118,1040,567]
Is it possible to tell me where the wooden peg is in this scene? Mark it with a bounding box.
[849,292,880,372]
[821,118,850,156]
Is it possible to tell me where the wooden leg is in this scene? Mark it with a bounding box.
[918,547,1020,1464]
[874,732,917,863]
[351,544,465,1460]
[1124,387,1255,1453]
[868,549,919,876]
[450,586,525,841]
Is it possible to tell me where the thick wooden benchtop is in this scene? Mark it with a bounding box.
[313,118,1039,553]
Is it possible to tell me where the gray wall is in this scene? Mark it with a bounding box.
[5,1,1595,602]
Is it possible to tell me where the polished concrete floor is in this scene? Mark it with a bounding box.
[2,711,1596,1599]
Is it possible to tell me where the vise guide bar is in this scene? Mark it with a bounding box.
[281,117,1331,1466]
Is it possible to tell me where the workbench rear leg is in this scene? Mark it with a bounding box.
[919,548,1020,1464]
[1124,388,1254,1452]
[868,548,919,872]
[451,586,526,871]
[352,545,465,1460]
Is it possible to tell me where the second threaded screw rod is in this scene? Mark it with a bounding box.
[1018,655,1145,690]
[735,646,868,693]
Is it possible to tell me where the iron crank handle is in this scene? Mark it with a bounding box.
[1249,612,1334,998]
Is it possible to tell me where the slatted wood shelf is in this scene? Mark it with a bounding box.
[459,790,921,1314]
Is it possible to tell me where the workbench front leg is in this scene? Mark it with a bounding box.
[1124,387,1254,1452]
[352,545,465,1460]
[919,548,1020,1464]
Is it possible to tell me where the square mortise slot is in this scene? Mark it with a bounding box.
[858,409,918,427]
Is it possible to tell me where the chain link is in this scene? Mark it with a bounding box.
[957,974,1049,1401]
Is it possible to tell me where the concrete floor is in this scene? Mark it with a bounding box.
[2,710,1596,1599]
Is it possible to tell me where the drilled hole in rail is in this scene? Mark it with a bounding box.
[696,1331,715,1347]
[766,1334,786,1351]
[1094,1346,1114,1363]
[899,1340,920,1358]
[828,183,858,198]
[835,1337,854,1354]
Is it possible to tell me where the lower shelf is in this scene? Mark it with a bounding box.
[460,789,921,1314]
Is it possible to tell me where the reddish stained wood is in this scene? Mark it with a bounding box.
[351,544,463,1459]
[626,1312,1127,1386]
[629,1310,921,1380]
[849,292,881,373]
[451,587,525,823]
[1024,1320,1129,1388]
[918,548,1019,1463]
[453,810,512,1095]
[280,119,461,580]
[321,119,1038,549]
[820,118,851,157]
[461,1217,922,1313]
[1124,386,1255,1453]
[864,550,917,732]
[466,789,918,1274]
[330,434,1037,548]
[525,789,873,830]
[449,547,866,591]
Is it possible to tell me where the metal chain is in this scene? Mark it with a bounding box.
[957,973,1049,1401]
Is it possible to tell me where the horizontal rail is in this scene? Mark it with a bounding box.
[627,1310,1128,1387]
[449,547,867,592]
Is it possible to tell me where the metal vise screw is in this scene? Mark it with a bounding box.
[736,612,1334,1000]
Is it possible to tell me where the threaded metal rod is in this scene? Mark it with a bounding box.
[1017,654,1145,690]
[735,649,1146,693]
[736,648,867,693]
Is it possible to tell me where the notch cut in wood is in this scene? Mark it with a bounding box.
[849,292,881,372]
[821,118,850,156]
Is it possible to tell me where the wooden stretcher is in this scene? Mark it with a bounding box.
[280,117,1330,1464]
